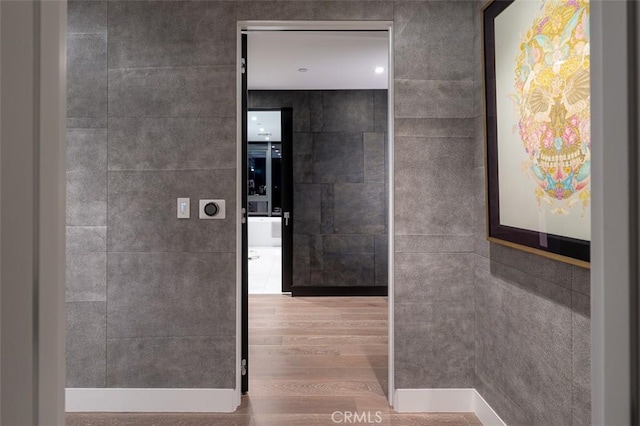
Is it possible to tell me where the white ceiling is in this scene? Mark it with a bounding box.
[247,31,389,90]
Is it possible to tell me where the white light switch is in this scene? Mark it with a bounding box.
[177,198,190,219]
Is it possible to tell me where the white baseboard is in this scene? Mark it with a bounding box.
[66,388,238,413]
[394,388,506,426]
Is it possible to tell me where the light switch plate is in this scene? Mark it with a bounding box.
[199,199,226,219]
[177,198,190,219]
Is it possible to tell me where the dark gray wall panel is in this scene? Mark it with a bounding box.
[68,1,106,35]
[106,336,235,388]
[394,0,474,81]
[108,66,235,118]
[107,252,235,338]
[66,128,107,226]
[322,91,373,133]
[107,1,236,69]
[474,265,573,426]
[67,34,107,118]
[313,132,364,184]
[395,117,476,138]
[363,132,385,183]
[108,117,236,171]
[107,170,236,253]
[395,300,474,388]
[250,90,389,289]
[333,183,385,234]
[395,80,475,119]
[395,137,474,236]
[66,227,107,254]
[395,253,474,304]
[237,1,393,21]
[66,253,107,302]
[66,302,106,387]
[572,291,591,426]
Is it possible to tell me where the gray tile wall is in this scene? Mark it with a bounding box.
[471,3,591,425]
[249,90,388,288]
[66,0,236,389]
[393,0,476,390]
[66,4,591,420]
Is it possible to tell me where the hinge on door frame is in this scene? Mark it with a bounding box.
[241,207,246,225]
[241,58,246,74]
[241,358,247,376]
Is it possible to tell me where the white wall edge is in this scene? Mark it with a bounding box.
[65,388,237,413]
[394,389,506,426]
[386,21,395,408]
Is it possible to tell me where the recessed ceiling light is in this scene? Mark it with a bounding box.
[259,128,265,132]
[298,68,308,73]
[375,67,384,74]
[251,116,257,121]
[265,136,270,140]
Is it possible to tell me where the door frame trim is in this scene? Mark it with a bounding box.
[235,20,395,408]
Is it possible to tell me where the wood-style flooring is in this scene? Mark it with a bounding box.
[66,295,482,426]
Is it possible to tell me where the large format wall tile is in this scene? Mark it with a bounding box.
[321,184,334,234]
[108,66,235,118]
[67,34,107,118]
[108,170,236,253]
[67,128,107,171]
[68,1,106,35]
[395,137,474,236]
[66,226,107,254]
[373,90,388,133]
[313,132,364,184]
[293,133,314,183]
[106,336,235,388]
[66,128,108,226]
[572,265,590,297]
[475,267,572,425]
[253,89,387,289]
[323,253,375,287]
[322,91,373,133]
[293,234,311,286]
[395,235,474,253]
[489,243,572,289]
[395,300,474,388]
[394,1,475,81]
[66,302,106,387]
[237,1,393,21]
[108,117,235,171]
[293,184,321,235]
[572,291,591,426]
[334,183,385,234]
[395,117,475,138]
[108,1,236,69]
[374,234,388,287]
[395,79,475,119]
[395,253,474,304]
[364,132,385,183]
[107,252,235,338]
[324,234,374,254]
[67,253,107,302]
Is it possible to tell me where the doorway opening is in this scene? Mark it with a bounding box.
[237,22,395,406]
[247,108,294,294]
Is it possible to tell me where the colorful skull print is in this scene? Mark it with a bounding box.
[511,0,590,215]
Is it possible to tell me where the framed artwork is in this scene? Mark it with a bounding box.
[483,0,590,267]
